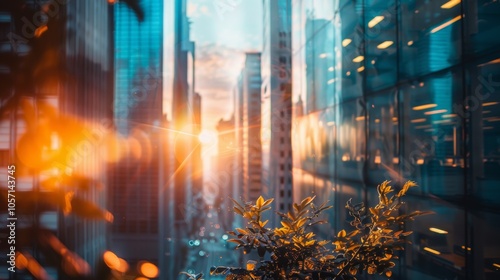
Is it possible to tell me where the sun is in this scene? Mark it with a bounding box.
[198,129,217,145]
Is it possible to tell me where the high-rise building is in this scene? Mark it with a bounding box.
[238,53,262,204]
[171,0,197,277]
[109,0,165,273]
[0,1,114,279]
[292,1,500,280]
[262,0,293,227]
[215,115,235,229]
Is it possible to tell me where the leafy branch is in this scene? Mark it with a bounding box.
[184,180,432,280]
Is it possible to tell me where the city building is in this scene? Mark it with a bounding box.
[0,1,114,278]
[291,0,500,279]
[109,0,165,275]
[171,0,198,277]
[239,53,263,204]
[215,115,236,229]
[262,0,293,227]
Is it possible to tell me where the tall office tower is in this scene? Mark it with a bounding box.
[232,73,244,228]
[172,0,196,277]
[262,0,293,227]
[239,53,262,204]
[0,1,113,279]
[291,1,500,280]
[110,0,165,274]
[191,92,205,236]
[215,116,235,229]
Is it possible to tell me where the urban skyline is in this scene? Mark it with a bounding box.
[0,0,499,280]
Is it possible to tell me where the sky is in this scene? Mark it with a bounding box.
[163,0,262,133]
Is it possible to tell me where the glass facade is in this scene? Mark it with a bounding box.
[292,0,500,279]
[110,0,164,268]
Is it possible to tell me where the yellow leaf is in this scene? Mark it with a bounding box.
[262,198,274,207]
[386,270,392,277]
[259,220,268,227]
[236,228,248,235]
[256,196,264,208]
[337,230,346,238]
[296,218,307,228]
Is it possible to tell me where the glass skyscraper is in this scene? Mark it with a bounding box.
[292,0,500,279]
[110,0,165,273]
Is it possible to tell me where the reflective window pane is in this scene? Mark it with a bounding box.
[400,0,462,78]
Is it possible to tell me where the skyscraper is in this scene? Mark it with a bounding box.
[0,1,114,278]
[262,0,293,227]
[171,0,197,277]
[215,115,235,229]
[239,53,262,204]
[109,0,164,272]
[291,1,500,279]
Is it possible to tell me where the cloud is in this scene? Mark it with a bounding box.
[195,43,246,129]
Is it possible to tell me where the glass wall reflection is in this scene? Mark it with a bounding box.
[292,0,500,279]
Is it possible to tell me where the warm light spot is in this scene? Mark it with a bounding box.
[342,154,351,162]
[246,261,257,271]
[342,38,352,47]
[375,119,380,123]
[392,117,398,122]
[139,262,159,278]
[346,71,351,76]
[16,252,29,269]
[415,125,432,129]
[374,155,381,164]
[327,121,335,126]
[461,245,472,251]
[407,40,414,46]
[103,251,120,270]
[484,101,499,106]
[393,157,399,164]
[411,118,426,123]
[377,41,394,49]
[413,104,437,111]
[319,53,328,58]
[353,56,364,63]
[357,66,365,72]
[424,109,447,115]
[135,277,149,280]
[368,16,385,28]
[442,114,457,118]
[429,227,448,234]
[478,58,500,67]
[34,25,48,37]
[355,116,366,121]
[441,0,461,9]
[423,247,441,255]
[104,211,114,223]
[493,263,500,269]
[487,118,500,122]
[431,15,462,33]
[416,159,425,165]
[198,130,217,145]
[116,258,129,273]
